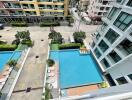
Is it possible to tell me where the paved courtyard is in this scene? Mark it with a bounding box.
[0,25,98,100]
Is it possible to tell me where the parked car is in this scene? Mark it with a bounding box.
[0,24,4,30]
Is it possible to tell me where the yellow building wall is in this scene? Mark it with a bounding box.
[2,0,68,17]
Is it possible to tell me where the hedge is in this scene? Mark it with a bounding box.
[59,43,81,50]
[21,40,34,47]
[10,22,28,27]
[39,22,60,27]
[0,44,17,51]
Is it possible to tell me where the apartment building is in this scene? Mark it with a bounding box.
[87,0,114,20]
[0,0,69,24]
[78,0,89,11]
[91,0,132,86]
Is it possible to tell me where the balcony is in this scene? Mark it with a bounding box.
[22,4,35,9]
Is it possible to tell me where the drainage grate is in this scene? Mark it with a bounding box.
[26,87,31,92]
[35,56,39,58]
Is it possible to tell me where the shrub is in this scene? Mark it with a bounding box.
[45,85,53,100]
[59,43,81,50]
[10,22,28,27]
[0,44,17,51]
[7,60,17,67]
[0,40,7,44]
[73,31,86,43]
[21,39,33,47]
[66,16,74,23]
[40,21,60,27]
[49,32,63,44]
[100,82,108,88]
[15,30,30,40]
[12,39,20,45]
[47,59,55,67]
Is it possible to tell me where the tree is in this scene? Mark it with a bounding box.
[13,30,33,47]
[15,30,30,41]
[48,31,57,39]
[48,31,63,44]
[73,31,86,43]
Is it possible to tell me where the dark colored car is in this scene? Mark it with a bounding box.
[0,24,4,30]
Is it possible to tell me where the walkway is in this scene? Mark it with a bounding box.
[10,28,49,100]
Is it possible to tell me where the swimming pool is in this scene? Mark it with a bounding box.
[50,49,103,89]
[0,51,22,71]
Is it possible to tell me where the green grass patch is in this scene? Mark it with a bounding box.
[50,44,59,50]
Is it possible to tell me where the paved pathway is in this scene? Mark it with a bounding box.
[9,27,49,100]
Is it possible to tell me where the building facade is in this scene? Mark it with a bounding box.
[91,0,132,86]
[87,0,114,20]
[78,0,89,11]
[0,0,69,24]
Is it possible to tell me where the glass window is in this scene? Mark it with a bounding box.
[101,58,110,68]
[128,74,132,80]
[117,39,132,55]
[91,41,95,48]
[98,40,109,52]
[109,50,122,63]
[127,0,132,7]
[94,48,101,58]
[107,7,118,20]
[116,0,122,3]
[96,33,100,40]
[114,12,132,31]
[105,29,119,44]
[101,23,108,31]
[116,77,128,85]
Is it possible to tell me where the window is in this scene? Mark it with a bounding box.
[116,77,128,85]
[114,12,132,31]
[96,33,100,40]
[108,50,121,63]
[117,39,132,55]
[116,0,122,3]
[91,41,95,48]
[94,48,101,58]
[100,7,104,10]
[98,12,102,15]
[105,29,119,44]
[98,40,109,52]
[106,7,109,10]
[101,58,110,68]
[101,23,108,31]
[127,0,132,7]
[128,74,132,80]
[107,7,118,20]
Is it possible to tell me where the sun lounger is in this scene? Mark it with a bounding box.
[48,67,55,71]
[48,73,55,77]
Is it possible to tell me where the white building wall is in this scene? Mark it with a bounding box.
[91,0,132,85]
[107,55,132,81]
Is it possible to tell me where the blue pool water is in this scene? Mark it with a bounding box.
[0,51,22,71]
[50,49,103,89]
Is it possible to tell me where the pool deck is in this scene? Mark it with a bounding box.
[67,85,99,96]
[0,25,98,99]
